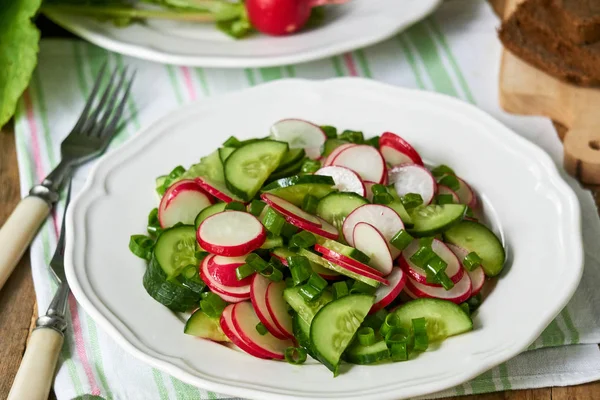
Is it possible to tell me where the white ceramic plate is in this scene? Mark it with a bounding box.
[45,0,442,67]
[65,78,583,400]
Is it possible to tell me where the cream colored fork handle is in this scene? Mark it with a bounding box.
[8,328,64,400]
[0,196,50,291]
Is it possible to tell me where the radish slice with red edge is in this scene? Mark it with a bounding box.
[447,244,485,295]
[220,304,270,359]
[270,119,326,150]
[437,185,460,203]
[324,143,354,166]
[388,163,437,205]
[363,181,377,202]
[300,217,339,240]
[316,166,366,197]
[232,302,294,359]
[314,244,385,277]
[352,222,393,276]
[207,255,252,287]
[158,180,213,228]
[332,144,387,183]
[370,268,406,314]
[266,281,294,338]
[379,132,423,166]
[260,193,322,229]
[250,275,288,340]
[399,239,464,286]
[271,250,341,280]
[200,255,251,301]
[405,272,472,304]
[342,204,404,258]
[194,176,243,203]
[315,244,390,285]
[197,211,266,257]
[455,177,477,208]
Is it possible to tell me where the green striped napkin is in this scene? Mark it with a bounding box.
[13,1,600,399]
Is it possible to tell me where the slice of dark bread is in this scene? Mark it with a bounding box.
[552,0,600,44]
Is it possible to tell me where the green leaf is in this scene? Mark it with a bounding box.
[0,0,42,128]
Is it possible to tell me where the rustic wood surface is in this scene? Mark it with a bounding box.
[0,1,599,399]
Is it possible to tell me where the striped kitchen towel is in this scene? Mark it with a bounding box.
[13,1,600,399]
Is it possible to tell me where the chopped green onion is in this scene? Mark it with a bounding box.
[438,174,460,192]
[260,264,284,282]
[463,252,483,271]
[390,229,413,251]
[248,200,267,217]
[373,192,394,205]
[380,313,401,337]
[301,159,321,174]
[411,317,427,335]
[390,342,408,362]
[256,322,268,335]
[129,235,154,260]
[321,125,338,139]
[147,208,162,236]
[431,165,455,178]
[365,136,380,148]
[169,165,186,178]
[409,246,436,268]
[419,237,434,248]
[269,256,285,270]
[385,328,411,345]
[460,303,471,316]
[287,256,312,286]
[357,327,376,346]
[437,271,455,290]
[436,194,454,205]
[289,231,316,249]
[349,280,377,295]
[302,194,320,215]
[225,201,246,212]
[466,293,482,312]
[371,184,388,196]
[246,253,268,272]
[235,263,255,280]
[307,273,328,292]
[349,249,371,265]
[426,255,447,275]
[299,282,324,302]
[362,308,389,331]
[338,129,364,144]
[284,347,307,365]
[401,193,423,210]
[223,136,242,147]
[280,222,299,238]
[413,334,429,352]
[285,277,295,288]
[262,207,286,236]
[200,293,227,318]
[332,281,349,299]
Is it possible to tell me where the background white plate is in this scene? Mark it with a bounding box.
[65,78,583,400]
[45,0,442,67]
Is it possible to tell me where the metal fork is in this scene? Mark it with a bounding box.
[0,64,134,292]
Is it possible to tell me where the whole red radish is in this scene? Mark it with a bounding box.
[245,0,313,36]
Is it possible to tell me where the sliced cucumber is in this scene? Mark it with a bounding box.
[345,339,390,365]
[392,298,472,342]
[271,247,340,278]
[219,147,236,163]
[184,309,229,342]
[224,140,289,201]
[181,149,224,183]
[284,286,333,324]
[194,202,227,230]
[297,248,379,288]
[316,192,368,230]
[323,138,350,157]
[274,148,306,172]
[316,237,370,264]
[310,294,374,375]
[293,313,318,359]
[387,201,414,227]
[268,157,306,182]
[154,225,200,278]
[443,220,505,277]
[143,257,200,312]
[408,204,467,237]
[260,234,284,249]
[262,175,335,206]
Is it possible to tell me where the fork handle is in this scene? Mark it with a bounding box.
[8,327,64,400]
[0,196,50,291]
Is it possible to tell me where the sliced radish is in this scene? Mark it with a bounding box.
[399,239,464,285]
[200,255,251,301]
[315,244,390,285]
[271,250,341,280]
[197,211,266,257]
[315,166,366,197]
[332,145,386,183]
[379,132,423,166]
[270,119,326,150]
[298,216,339,240]
[455,177,477,208]
[363,181,377,202]
[405,272,472,304]
[437,185,460,203]
[314,244,384,277]
[158,180,213,228]
[388,164,437,205]
[232,302,294,359]
[402,285,418,300]
[207,255,252,287]
[304,147,322,160]
[260,193,321,230]
[250,275,288,340]
[447,244,485,295]
[220,304,270,359]
[324,143,354,166]
[342,204,404,258]
[195,176,243,203]
[370,268,406,314]
[266,281,294,338]
[353,222,393,276]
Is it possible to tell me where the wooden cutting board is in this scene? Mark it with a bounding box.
[499,0,600,185]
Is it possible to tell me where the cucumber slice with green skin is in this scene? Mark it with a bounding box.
[154,225,200,278]
[310,294,374,375]
[181,149,224,183]
[443,220,505,277]
[387,201,414,227]
[271,247,341,279]
[194,202,227,230]
[143,257,201,312]
[323,138,350,157]
[267,157,305,182]
[263,174,335,191]
[316,238,371,265]
[316,192,368,230]
[184,309,230,342]
[262,175,335,206]
[345,339,390,365]
[392,298,472,342]
[260,234,284,249]
[224,140,289,201]
[408,204,467,237]
[293,313,318,359]
[284,286,333,324]
[219,147,236,163]
[274,148,306,172]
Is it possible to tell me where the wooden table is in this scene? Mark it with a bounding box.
[1,2,600,399]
